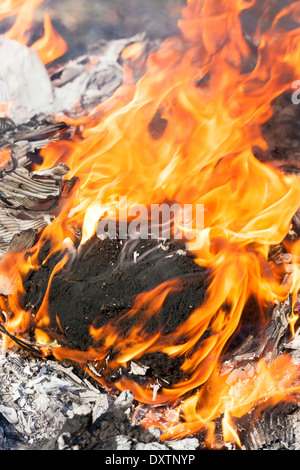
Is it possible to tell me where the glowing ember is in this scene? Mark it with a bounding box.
[1,0,300,448]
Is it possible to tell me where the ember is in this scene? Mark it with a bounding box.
[1,0,300,452]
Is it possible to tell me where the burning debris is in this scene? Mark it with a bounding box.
[0,340,201,451]
[1,294,300,450]
[22,236,207,354]
[1,0,300,452]
[49,33,155,114]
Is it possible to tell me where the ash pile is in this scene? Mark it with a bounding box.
[0,341,199,451]
[2,296,300,450]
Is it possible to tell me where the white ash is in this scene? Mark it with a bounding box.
[114,435,133,451]
[114,390,135,409]
[135,437,201,451]
[135,441,169,451]
[0,343,200,450]
[0,341,111,449]
[0,37,53,125]
[165,437,200,450]
[129,361,149,376]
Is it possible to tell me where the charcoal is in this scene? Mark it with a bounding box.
[0,414,28,450]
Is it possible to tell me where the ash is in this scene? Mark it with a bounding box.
[0,341,199,450]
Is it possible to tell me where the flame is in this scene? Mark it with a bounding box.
[160,354,300,447]
[222,411,241,448]
[31,12,68,65]
[1,0,300,447]
[0,251,33,349]
[2,0,67,64]
[121,41,145,62]
[4,0,44,45]
[0,148,11,170]
[0,0,27,21]
[285,238,300,337]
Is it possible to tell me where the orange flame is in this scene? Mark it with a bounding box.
[4,0,44,46]
[284,238,300,337]
[121,41,145,62]
[31,12,68,65]
[0,0,28,21]
[2,0,67,64]
[0,148,11,171]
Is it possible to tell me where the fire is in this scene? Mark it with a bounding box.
[4,0,44,46]
[31,12,68,65]
[121,42,145,62]
[1,0,300,447]
[159,354,300,447]
[283,239,300,337]
[0,0,26,21]
[2,0,67,64]
[0,148,11,170]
